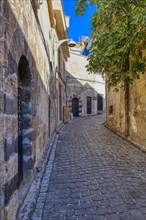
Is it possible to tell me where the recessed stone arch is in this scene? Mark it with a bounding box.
[18,55,31,87]
[18,55,34,186]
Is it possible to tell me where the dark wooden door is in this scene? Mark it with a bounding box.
[72,98,79,117]
[87,96,92,114]
[97,94,103,111]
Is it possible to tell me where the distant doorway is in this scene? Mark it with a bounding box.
[72,98,79,117]
[87,96,92,114]
[97,94,103,111]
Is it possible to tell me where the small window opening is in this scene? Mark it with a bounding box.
[109,105,113,114]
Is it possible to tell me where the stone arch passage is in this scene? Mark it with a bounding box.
[18,55,33,186]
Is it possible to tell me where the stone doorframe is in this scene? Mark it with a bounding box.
[72,97,79,117]
[18,55,34,186]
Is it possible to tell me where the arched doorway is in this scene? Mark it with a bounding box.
[18,56,32,186]
[72,98,79,117]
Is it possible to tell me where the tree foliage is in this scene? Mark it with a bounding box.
[75,0,146,89]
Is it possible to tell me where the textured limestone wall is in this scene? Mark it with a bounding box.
[107,73,146,149]
[129,73,146,147]
[106,85,126,134]
[0,0,55,219]
[63,105,70,124]
[57,47,66,126]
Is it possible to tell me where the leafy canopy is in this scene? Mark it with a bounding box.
[75,0,146,88]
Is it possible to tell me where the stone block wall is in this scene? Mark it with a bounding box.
[129,73,146,147]
[63,105,70,124]
[106,73,146,149]
[0,0,55,219]
[106,85,126,135]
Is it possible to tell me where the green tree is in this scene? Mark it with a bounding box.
[75,0,146,89]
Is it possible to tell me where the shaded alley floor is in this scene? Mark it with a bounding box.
[32,114,146,220]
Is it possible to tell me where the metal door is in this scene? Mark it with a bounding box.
[87,96,92,114]
[72,98,79,117]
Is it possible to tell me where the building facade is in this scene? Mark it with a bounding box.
[0,0,69,219]
[66,39,106,117]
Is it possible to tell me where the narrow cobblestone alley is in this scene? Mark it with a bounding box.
[31,114,146,220]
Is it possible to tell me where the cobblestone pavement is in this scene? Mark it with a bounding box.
[32,114,146,220]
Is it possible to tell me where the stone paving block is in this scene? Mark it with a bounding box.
[96,216,108,220]
[74,208,86,216]
[114,204,128,213]
[119,212,135,220]
[32,209,43,218]
[107,213,121,220]
[130,209,146,220]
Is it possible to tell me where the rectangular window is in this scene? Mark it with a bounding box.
[109,105,113,114]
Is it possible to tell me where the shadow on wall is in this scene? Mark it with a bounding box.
[66,71,105,117]
[0,1,56,219]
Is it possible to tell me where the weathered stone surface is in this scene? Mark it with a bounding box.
[0,115,4,139]
[23,128,34,141]
[23,138,32,156]
[4,93,17,115]
[0,163,6,189]
[107,73,146,149]
[23,15,28,37]
[18,132,58,220]
[22,170,34,186]
[4,115,14,138]
[14,135,18,153]
[63,105,70,124]
[0,188,5,211]
[6,153,18,183]
[22,114,32,129]
[4,174,18,206]
[4,136,16,161]
[22,102,32,115]
[5,190,19,220]
[13,29,22,55]
[8,52,17,73]
[0,0,59,219]
[0,40,8,68]
[0,139,4,164]
[0,208,6,220]
[0,92,4,113]
[21,90,31,103]
[4,72,17,95]
[3,0,10,20]
[23,155,35,170]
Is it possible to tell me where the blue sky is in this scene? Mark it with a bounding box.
[62,0,96,42]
